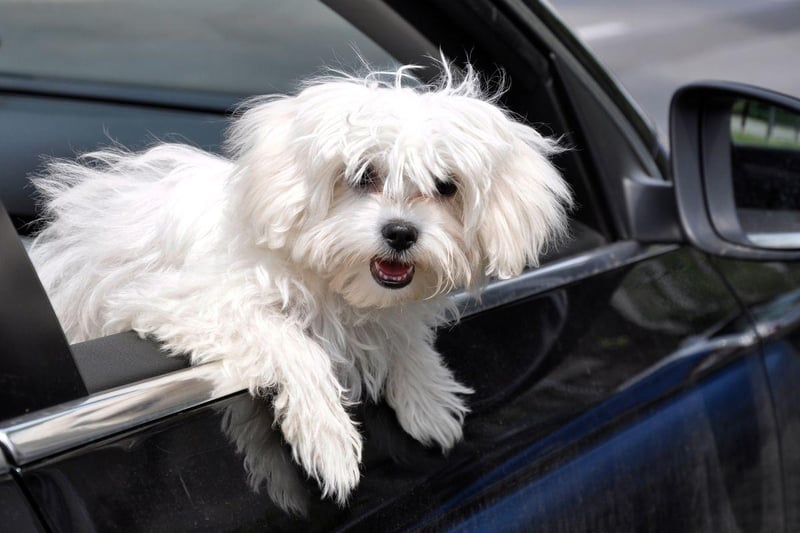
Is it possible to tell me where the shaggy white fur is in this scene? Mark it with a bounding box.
[29,62,572,504]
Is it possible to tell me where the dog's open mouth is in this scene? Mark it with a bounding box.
[370,257,415,289]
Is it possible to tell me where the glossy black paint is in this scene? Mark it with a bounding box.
[764,339,800,532]
[436,356,780,532]
[0,473,44,532]
[21,248,782,531]
[713,258,800,531]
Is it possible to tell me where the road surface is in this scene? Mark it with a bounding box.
[552,0,800,140]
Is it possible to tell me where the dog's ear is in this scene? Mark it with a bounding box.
[227,96,324,250]
[477,131,572,279]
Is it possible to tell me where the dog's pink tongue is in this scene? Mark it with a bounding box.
[377,260,411,276]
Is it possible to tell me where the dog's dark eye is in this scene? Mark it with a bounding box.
[435,178,458,197]
[357,164,379,189]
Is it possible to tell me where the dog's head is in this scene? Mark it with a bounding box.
[227,63,572,308]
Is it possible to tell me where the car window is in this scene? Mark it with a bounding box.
[1,0,614,385]
[1,0,612,250]
[0,0,396,95]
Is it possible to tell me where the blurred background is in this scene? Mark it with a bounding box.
[551,0,800,141]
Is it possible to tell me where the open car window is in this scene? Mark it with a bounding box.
[0,2,615,403]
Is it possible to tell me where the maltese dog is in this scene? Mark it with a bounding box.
[29,62,572,504]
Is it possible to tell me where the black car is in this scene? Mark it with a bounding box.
[2,0,800,531]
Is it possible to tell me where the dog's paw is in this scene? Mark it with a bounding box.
[393,380,473,452]
[309,422,362,506]
[279,404,363,506]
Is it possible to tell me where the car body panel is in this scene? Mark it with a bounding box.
[435,355,781,532]
[0,469,44,533]
[712,258,800,532]
[764,339,800,532]
[17,247,784,531]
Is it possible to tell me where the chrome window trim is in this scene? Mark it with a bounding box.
[456,241,676,317]
[0,363,242,466]
[0,241,676,467]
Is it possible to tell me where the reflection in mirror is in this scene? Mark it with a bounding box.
[730,98,800,248]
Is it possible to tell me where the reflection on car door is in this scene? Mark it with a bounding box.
[713,257,800,532]
[14,246,783,532]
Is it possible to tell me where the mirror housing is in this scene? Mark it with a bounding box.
[670,81,800,260]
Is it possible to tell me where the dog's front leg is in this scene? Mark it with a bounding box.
[385,334,473,452]
[148,312,362,504]
[258,323,362,505]
[271,341,362,505]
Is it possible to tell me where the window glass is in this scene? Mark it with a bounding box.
[0,0,396,95]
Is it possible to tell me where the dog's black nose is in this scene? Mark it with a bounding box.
[382,221,419,251]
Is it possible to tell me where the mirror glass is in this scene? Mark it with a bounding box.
[730,98,800,248]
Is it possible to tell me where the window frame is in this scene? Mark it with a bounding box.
[0,0,672,463]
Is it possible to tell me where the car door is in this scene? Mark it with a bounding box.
[0,0,787,531]
[711,257,800,533]
[2,246,779,532]
[0,455,42,532]
[698,104,800,532]
[667,79,800,533]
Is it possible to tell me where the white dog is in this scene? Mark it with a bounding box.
[29,62,572,504]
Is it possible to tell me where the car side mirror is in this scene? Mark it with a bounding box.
[670,81,800,260]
